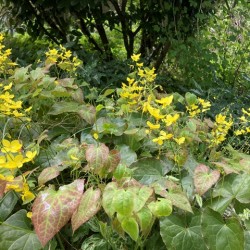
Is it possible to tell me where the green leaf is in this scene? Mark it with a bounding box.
[148,198,172,217]
[38,166,60,186]
[136,207,154,235]
[117,145,137,166]
[213,173,250,204]
[0,210,42,250]
[113,163,132,180]
[194,164,220,195]
[131,158,167,185]
[245,231,250,250]
[160,213,207,250]
[113,189,134,216]
[201,208,244,250]
[0,191,18,222]
[48,101,80,115]
[32,180,84,246]
[121,217,139,241]
[72,187,101,232]
[102,182,119,217]
[185,92,197,106]
[131,186,153,212]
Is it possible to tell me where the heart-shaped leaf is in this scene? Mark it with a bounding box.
[136,207,154,235]
[78,105,96,124]
[201,207,244,250]
[72,187,101,232]
[38,166,61,186]
[148,198,172,217]
[32,179,84,246]
[194,164,220,195]
[0,210,42,250]
[121,217,139,241]
[160,213,207,250]
[113,189,134,216]
[102,182,119,217]
[86,143,109,170]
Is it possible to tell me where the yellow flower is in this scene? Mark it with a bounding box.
[174,137,185,145]
[215,114,226,124]
[159,131,173,140]
[0,174,14,182]
[152,137,164,145]
[1,139,22,153]
[93,133,99,140]
[147,105,165,120]
[147,121,160,130]
[5,153,24,169]
[136,63,143,67]
[3,82,13,91]
[156,95,173,108]
[26,212,32,219]
[242,108,250,116]
[21,183,35,204]
[131,54,141,62]
[23,151,37,163]
[163,114,180,126]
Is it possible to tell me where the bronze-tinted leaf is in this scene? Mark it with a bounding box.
[194,164,220,196]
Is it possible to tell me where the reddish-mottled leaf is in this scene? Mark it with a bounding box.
[0,180,7,198]
[86,143,109,169]
[38,166,61,186]
[194,164,220,196]
[32,180,84,246]
[71,187,101,232]
[105,149,121,172]
[78,105,96,124]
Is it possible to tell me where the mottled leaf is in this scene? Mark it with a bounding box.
[32,180,84,246]
[78,105,96,124]
[48,102,80,115]
[86,143,109,170]
[201,208,244,250]
[194,164,220,195]
[38,166,60,186]
[72,187,101,232]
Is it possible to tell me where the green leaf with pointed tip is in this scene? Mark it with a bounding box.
[72,187,101,232]
[48,102,80,115]
[132,186,153,212]
[185,92,197,106]
[0,210,42,250]
[121,217,139,242]
[194,164,220,196]
[136,207,153,235]
[102,182,119,217]
[160,213,207,250]
[0,191,18,222]
[113,189,134,216]
[32,180,84,246]
[86,143,109,170]
[148,198,172,217]
[117,145,137,166]
[113,163,132,180]
[201,208,244,250]
[38,166,60,186]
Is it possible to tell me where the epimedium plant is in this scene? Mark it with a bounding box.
[0,34,250,250]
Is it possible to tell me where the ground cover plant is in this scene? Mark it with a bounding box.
[0,31,250,250]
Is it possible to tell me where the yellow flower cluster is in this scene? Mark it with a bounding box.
[0,34,17,75]
[234,108,250,136]
[0,82,32,119]
[0,139,36,203]
[186,98,211,117]
[45,45,82,72]
[210,114,233,146]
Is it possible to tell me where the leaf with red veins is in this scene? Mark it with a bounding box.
[86,143,109,169]
[32,180,84,246]
[194,164,220,196]
[105,149,121,173]
[71,187,101,232]
[38,166,60,186]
